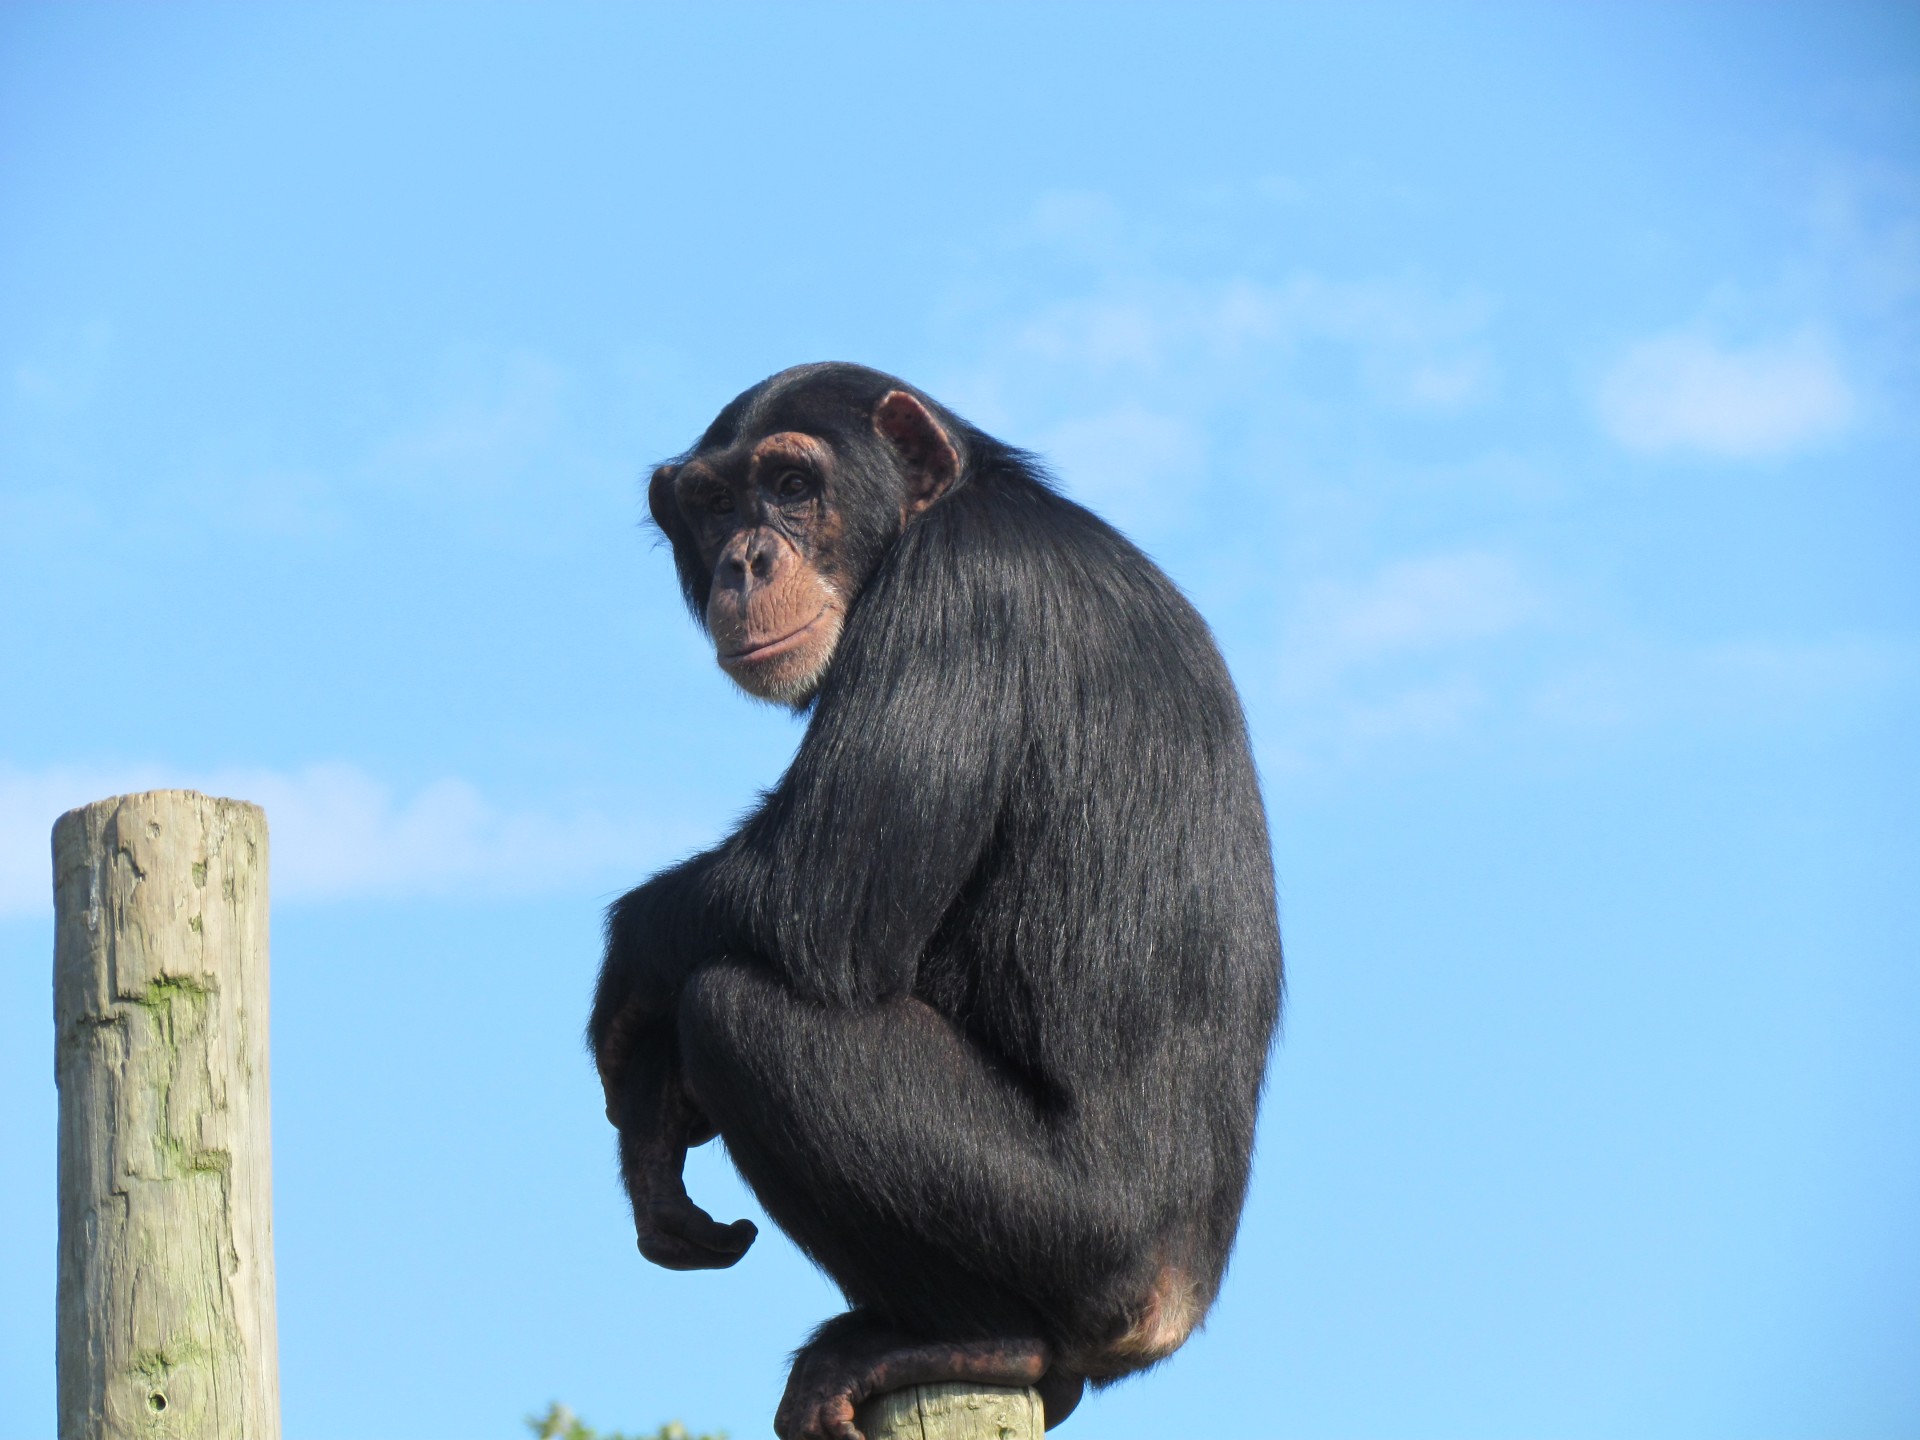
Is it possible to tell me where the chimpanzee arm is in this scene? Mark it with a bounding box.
[591,850,759,1270]
[589,850,718,1117]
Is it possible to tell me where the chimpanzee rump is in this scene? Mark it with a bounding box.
[589,364,1281,1440]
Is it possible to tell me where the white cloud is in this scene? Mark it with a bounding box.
[1530,635,1909,730]
[370,352,569,495]
[1037,407,1202,537]
[1006,297,1165,375]
[1595,330,1855,459]
[1258,551,1544,763]
[1404,354,1496,411]
[1338,676,1490,746]
[932,260,1499,559]
[990,272,1497,414]
[0,761,684,920]
[1289,551,1543,677]
[10,320,112,414]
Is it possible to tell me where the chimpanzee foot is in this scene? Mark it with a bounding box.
[775,1313,1076,1440]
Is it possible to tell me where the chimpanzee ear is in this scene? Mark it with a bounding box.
[874,390,960,514]
[647,464,684,535]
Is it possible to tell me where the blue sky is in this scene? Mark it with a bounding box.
[2,5,1915,1437]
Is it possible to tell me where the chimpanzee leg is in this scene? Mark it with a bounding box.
[677,962,1101,1429]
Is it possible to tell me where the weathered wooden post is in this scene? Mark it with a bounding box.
[858,1383,1045,1440]
[53,791,279,1440]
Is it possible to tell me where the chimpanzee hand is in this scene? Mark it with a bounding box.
[613,1036,756,1270]
[630,1158,758,1270]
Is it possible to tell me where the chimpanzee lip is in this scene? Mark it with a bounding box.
[722,608,830,664]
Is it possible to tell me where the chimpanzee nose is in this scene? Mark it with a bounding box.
[721,532,780,589]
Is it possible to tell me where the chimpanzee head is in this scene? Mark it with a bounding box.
[648,363,964,706]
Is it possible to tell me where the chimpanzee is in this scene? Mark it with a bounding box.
[589,363,1280,1440]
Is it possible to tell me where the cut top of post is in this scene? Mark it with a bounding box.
[858,1382,1045,1439]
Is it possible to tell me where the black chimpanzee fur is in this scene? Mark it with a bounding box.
[589,363,1281,1430]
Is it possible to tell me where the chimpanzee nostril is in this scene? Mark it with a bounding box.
[720,534,779,591]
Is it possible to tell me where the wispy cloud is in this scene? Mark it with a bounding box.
[1291,551,1543,670]
[934,262,1499,560]
[1034,406,1204,538]
[9,319,113,415]
[1263,550,1545,759]
[934,190,1501,487]
[1530,634,1910,731]
[0,762,686,919]
[2,344,621,554]
[1262,551,1909,766]
[979,271,1498,416]
[369,352,570,497]
[1595,330,1855,459]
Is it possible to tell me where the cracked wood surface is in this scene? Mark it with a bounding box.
[54,791,280,1440]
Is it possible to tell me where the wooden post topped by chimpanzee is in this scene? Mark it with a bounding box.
[53,791,279,1440]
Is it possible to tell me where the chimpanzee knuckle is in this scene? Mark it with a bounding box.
[823,1396,863,1440]
[772,1388,808,1440]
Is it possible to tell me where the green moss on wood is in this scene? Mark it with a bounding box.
[154,1134,233,1177]
[134,977,212,1012]
[131,1341,212,1381]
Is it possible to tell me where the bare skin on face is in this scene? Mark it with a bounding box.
[708,533,844,705]
[662,430,850,706]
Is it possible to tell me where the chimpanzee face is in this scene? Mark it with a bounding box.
[659,430,851,707]
[649,387,960,708]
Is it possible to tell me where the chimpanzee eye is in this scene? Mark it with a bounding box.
[708,491,735,515]
[776,470,810,499]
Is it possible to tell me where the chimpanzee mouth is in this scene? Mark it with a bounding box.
[723,609,831,664]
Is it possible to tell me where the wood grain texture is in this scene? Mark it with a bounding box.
[857,1382,1044,1440]
[54,791,279,1440]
